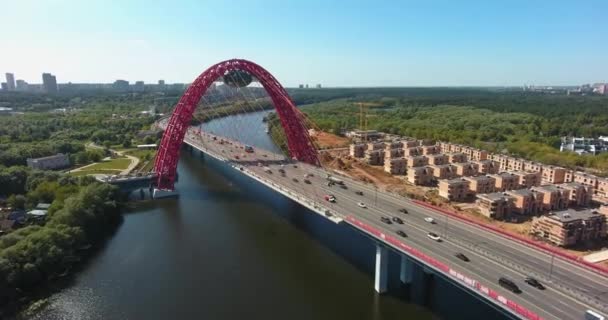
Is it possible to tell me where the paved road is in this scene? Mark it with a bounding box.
[177,127,608,320]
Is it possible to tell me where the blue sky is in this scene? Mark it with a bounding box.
[1,0,607,86]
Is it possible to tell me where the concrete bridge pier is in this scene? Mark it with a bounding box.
[420,267,434,307]
[374,244,389,294]
[399,255,413,285]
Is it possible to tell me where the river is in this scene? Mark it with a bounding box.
[29,111,504,320]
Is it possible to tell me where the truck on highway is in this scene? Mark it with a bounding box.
[585,310,605,320]
[244,145,254,153]
[326,175,344,185]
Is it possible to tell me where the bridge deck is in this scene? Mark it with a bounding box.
[165,122,607,320]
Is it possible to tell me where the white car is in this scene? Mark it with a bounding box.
[427,232,441,241]
[357,202,367,208]
[424,217,435,224]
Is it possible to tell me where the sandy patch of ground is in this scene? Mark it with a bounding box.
[311,131,350,149]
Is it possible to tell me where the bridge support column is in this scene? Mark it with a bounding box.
[399,255,413,285]
[421,267,434,307]
[374,244,388,294]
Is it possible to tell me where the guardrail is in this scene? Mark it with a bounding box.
[413,200,608,277]
[346,216,543,320]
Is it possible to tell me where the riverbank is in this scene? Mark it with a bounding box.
[0,182,124,319]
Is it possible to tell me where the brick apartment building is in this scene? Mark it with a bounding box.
[428,164,457,180]
[349,144,365,158]
[427,154,449,166]
[445,152,467,163]
[464,175,496,194]
[403,140,419,148]
[438,178,470,201]
[421,145,439,155]
[385,148,405,160]
[385,141,404,150]
[404,147,422,157]
[470,160,499,175]
[488,172,520,192]
[406,155,429,168]
[532,185,570,211]
[384,158,406,175]
[407,166,433,185]
[541,165,567,184]
[511,171,542,188]
[461,147,488,161]
[559,182,593,207]
[505,189,543,215]
[476,192,514,219]
[365,150,385,165]
[532,209,607,246]
[453,162,479,177]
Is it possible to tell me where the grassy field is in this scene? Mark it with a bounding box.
[85,157,132,170]
[69,169,123,176]
[69,157,132,176]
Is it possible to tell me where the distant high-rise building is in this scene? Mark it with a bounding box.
[158,80,165,85]
[134,81,145,92]
[1,83,7,91]
[298,84,304,88]
[42,73,58,93]
[316,84,322,88]
[5,73,15,91]
[16,80,28,91]
[305,84,309,89]
[113,80,130,91]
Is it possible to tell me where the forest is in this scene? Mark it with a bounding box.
[298,89,608,174]
[0,167,123,315]
[0,93,169,167]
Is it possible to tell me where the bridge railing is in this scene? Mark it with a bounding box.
[347,216,543,320]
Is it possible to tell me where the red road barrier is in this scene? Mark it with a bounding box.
[412,200,608,276]
[346,216,543,320]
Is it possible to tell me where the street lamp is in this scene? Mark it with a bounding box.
[549,253,555,281]
[443,214,449,238]
[374,184,378,206]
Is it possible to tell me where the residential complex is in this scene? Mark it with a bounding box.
[532,209,607,246]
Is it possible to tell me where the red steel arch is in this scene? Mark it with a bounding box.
[154,59,320,190]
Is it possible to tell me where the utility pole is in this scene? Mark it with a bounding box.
[549,254,555,281]
[374,184,378,206]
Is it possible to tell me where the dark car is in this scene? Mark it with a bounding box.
[455,253,470,262]
[339,184,348,189]
[499,277,521,294]
[396,230,407,237]
[524,277,545,290]
[392,217,403,224]
[278,168,285,174]
[380,217,392,224]
[398,208,408,214]
[292,178,299,183]
[304,179,311,184]
[293,165,298,168]
[355,191,363,196]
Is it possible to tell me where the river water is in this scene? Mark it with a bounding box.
[30,111,503,320]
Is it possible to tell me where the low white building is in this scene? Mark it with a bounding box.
[26,153,70,170]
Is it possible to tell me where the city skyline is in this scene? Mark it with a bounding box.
[1,0,607,86]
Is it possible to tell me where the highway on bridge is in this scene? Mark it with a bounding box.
[176,126,607,320]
